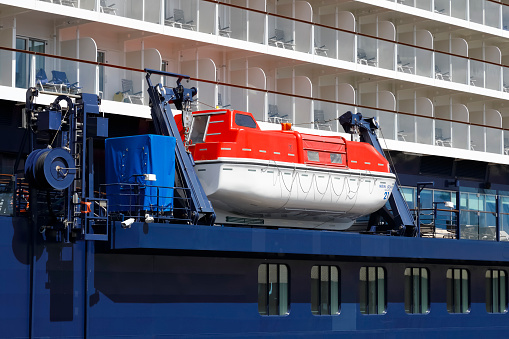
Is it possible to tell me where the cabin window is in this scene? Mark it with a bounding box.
[258,264,290,316]
[360,267,386,315]
[486,269,507,313]
[404,268,430,314]
[311,266,340,315]
[307,151,319,162]
[446,268,470,313]
[235,113,257,129]
[190,115,209,144]
[330,153,342,164]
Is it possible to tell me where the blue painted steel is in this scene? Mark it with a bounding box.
[37,110,62,131]
[110,221,509,262]
[105,134,176,212]
[144,69,215,223]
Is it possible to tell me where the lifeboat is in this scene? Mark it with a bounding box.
[175,109,396,230]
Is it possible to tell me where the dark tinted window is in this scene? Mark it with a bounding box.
[235,113,257,128]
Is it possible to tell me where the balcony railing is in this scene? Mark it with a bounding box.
[2,46,509,157]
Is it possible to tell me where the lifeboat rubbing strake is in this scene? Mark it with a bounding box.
[175,109,396,230]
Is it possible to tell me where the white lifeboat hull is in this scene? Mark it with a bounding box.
[195,158,396,230]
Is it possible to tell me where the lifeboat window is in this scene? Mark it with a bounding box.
[311,266,340,315]
[307,151,319,162]
[258,264,290,316]
[360,267,386,315]
[190,115,209,144]
[446,268,470,314]
[235,113,257,128]
[486,269,507,313]
[404,268,430,314]
[330,153,342,164]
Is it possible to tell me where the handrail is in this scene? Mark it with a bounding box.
[1,45,508,133]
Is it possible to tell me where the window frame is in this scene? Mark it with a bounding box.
[486,269,508,314]
[446,268,470,314]
[404,267,430,314]
[258,263,290,316]
[311,265,340,316]
[359,266,387,315]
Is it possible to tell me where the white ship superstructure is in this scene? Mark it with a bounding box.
[1,0,509,236]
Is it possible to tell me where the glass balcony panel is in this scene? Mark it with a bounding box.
[269,16,296,51]
[485,63,501,91]
[469,0,484,25]
[77,61,97,95]
[486,126,502,154]
[450,55,467,85]
[435,120,452,148]
[228,6,248,42]
[247,10,265,44]
[197,1,215,34]
[377,110,396,140]
[357,36,378,68]
[229,86,248,113]
[503,67,509,93]
[314,26,337,59]
[415,0,431,11]
[434,0,449,16]
[314,101,337,132]
[338,31,355,63]
[415,48,432,78]
[435,52,451,82]
[102,65,124,102]
[0,49,13,87]
[416,116,433,145]
[295,97,313,128]
[470,60,485,88]
[504,130,509,155]
[503,6,509,31]
[247,89,265,122]
[485,1,501,29]
[451,121,468,150]
[145,0,161,24]
[378,40,395,71]
[15,51,29,89]
[397,114,415,143]
[397,45,415,75]
[294,21,311,54]
[470,125,485,152]
[451,0,467,20]
[164,0,198,31]
[195,81,215,111]
[267,93,292,124]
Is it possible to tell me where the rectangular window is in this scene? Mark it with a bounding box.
[360,266,386,315]
[311,265,340,315]
[486,269,507,313]
[307,150,319,162]
[405,267,430,314]
[446,268,470,313]
[258,264,289,315]
[189,115,209,144]
[330,153,342,164]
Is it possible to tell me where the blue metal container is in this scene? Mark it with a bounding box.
[105,134,176,212]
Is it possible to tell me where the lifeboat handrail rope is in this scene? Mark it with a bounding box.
[297,171,313,194]
[330,174,347,199]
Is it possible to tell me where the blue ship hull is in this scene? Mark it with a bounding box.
[3,216,509,338]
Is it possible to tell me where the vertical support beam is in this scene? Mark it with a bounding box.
[497,194,501,242]
[456,189,461,240]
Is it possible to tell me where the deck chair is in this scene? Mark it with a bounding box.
[314,110,331,130]
[269,29,294,50]
[51,70,81,93]
[36,69,57,92]
[435,128,451,147]
[435,65,450,81]
[434,7,445,14]
[173,9,195,30]
[60,0,78,7]
[100,0,117,15]
[397,55,413,73]
[121,79,143,104]
[397,130,407,141]
[268,104,288,123]
[314,41,328,57]
[357,48,377,66]
[218,18,231,37]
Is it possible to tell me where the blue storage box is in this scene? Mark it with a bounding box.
[105,135,176,213]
